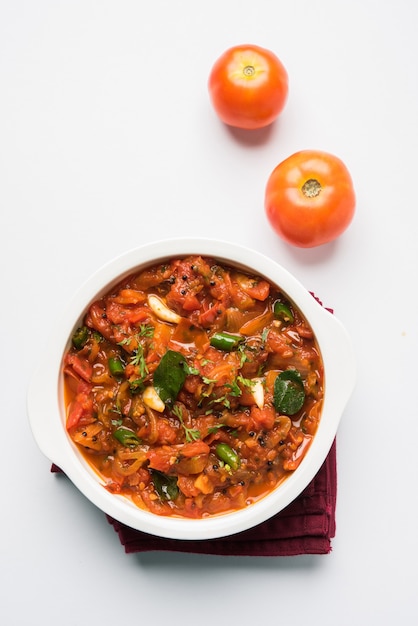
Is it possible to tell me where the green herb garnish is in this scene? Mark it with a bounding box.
[172,405,201,442]
[153,350,188,405]
[273,369,305,415]
[151,471,179,501]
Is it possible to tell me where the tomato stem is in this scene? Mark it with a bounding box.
[302,178,322,198]
[243,65,255,77]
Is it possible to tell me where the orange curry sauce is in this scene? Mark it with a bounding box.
[63,256,324,518]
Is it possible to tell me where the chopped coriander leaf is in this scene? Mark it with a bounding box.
[261,328,269,344]
[130,344,148,378]
[138,324,154,338]
[202,376,217,385]
[225,379,242,397]
[236,374,255,389]
[237,343,249,366]
[207,423,227,434]
[118,337,132,347]
[172,405,201,442]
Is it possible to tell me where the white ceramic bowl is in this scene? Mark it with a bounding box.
[27,238,355,540]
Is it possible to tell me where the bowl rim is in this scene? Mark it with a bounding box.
[27,237,356,540]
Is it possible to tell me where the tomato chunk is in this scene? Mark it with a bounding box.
[63,255,324,519]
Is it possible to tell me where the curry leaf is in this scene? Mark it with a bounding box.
[153,350,187,405]
[151,471,179,501]
[273,369,305,416]
[113,427,142,447]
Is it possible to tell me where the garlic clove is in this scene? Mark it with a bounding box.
[252,378,265,409]
[142,385,165,413]
[147,294,181,324]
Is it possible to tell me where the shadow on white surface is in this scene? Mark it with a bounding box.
[225,122,278,147]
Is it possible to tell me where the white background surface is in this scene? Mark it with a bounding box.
[2,1,417,624]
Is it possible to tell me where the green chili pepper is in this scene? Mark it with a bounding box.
[273,301,294,324]
[210,332,243,351]
[113,427,141,447]
[72,326,89,350]
[152,470,179,501]
[273,369,305,415]
[108,356,125,378]
[215,443,241,470]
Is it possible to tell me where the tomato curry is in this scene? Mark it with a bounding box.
[63,256,324,518]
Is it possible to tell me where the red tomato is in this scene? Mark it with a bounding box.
[208,44,288,130]
[64,353,93,382]
[265,150,356,247]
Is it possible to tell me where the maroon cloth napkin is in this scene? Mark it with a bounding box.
[52,293,337,556]
[106,439,336,556]
[51,439,336,556]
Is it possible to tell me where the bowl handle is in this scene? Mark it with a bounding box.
[322,308,356,416]
[27,363,67,466]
